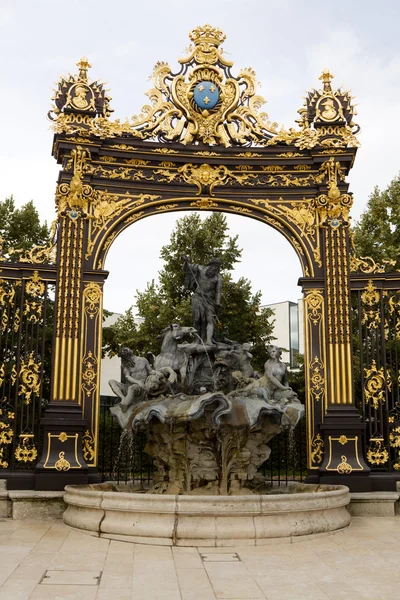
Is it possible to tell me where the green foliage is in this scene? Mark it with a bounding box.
[352,174,400,270]
[103,213,275,369]
[288,354,305,402]
[0,196,50,261]
[159,212,242,304]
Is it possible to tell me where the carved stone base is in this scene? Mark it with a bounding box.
[318,405,372,492]
[146,416,281,495]
[35,402,89,491]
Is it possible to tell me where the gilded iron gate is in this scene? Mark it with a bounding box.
[0,24,399,491]
[0,265,56,486]
[350,273,400,486]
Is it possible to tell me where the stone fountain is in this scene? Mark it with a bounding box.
[63,255,350,545]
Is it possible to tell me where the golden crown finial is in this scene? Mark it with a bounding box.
[76,57,92,82]
[319,69,334,91]
[189,23,226,47]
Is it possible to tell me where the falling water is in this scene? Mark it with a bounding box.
[112,428,134,482]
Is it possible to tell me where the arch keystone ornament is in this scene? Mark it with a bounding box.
[30,22,378,492]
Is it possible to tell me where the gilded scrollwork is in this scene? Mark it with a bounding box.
[82,430,95,463]
[156,204,179,212]
[153,163,258,195]
[18,353,41,405]
[304,289,324,324]
[82,351,97,396]
[55,451,71,472]
[83,282,102,319]
[269,70,359,150]
[25,271,45,297]
[311,433,324,465]
[309,356,325,403]
[50,25,279,146]
[190,198,219,210]
[14,434,38,463]
[363,360,391,410]
[85,193,160,260]
[0,406,15,468]
[366,438,389,465]
[361,280,380,306]
[336,455,352,474]
[56,146,95,215]
[350,254,395,274]
[360,280,381,330]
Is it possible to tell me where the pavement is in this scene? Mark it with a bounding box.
[0,516,399,600]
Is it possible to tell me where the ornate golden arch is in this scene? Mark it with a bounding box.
[92,195,313,276]
[32,24,370,488]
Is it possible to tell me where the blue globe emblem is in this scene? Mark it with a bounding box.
[193,81,220,110]
[331,218,340,228]
[69,209,79,220]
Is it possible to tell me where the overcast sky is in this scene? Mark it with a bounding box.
[0,0,399,314]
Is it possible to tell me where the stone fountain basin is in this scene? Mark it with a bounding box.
[63,483,351,546]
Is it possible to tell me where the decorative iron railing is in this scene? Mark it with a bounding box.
[0,267,55,473]
[351,278,400,472]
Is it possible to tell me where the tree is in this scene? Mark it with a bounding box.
[104,213,275,370]
[352,174,400,270]
[0,196,50,261]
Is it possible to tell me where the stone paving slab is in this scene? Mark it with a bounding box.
[0,517,400,599]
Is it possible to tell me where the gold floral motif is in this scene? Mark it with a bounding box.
[99,156,117,163]
[0,278,16,308]
[18,353,41,405]
[361,280,380,306]
[237,152,262,157]
[25,271,45,296]
[350,254,395,274]
[176,164,255,196]
[304,289,324,324]
[92,164,154,182]
[154,148,179,154]
[229,206,252,214]
[293,164,312,171]
[389,425,400,448]
[336,455,352,474]
[277,152,303,158]
[311,433,324,465]
[124,158,150,166]
[55,451,71,472]
[190,198,218,210]
[82,351,97,396]
[338,435,348,445]
[83,282,102,318]
[364,360,391,410]
[366,438,389,465]
[126,211,145,224]
[156,204,179,211]
[82,430,95,463]
[0,448,8,469]
[0,406,14,468]
[58,432,68,442]
[309,356,324,402]
[195,151,220,156]
[261,165,285,172]
[13,308,21,333]
[14,435,38,463]
[23,300,43,324]
[235,165,253,171]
